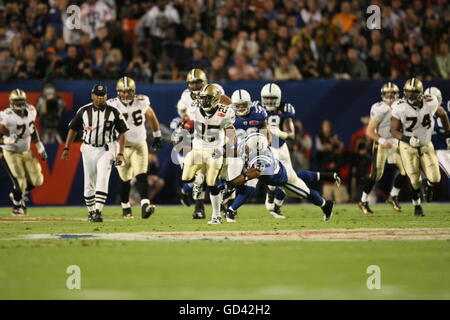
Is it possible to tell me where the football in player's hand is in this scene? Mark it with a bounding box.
[183,119,195,132]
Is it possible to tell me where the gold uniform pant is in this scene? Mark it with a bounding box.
[116,141,149,182]
[370,142,406,182]
[181,148,223,187]
[398,141,440,190]
[2,149,44,193]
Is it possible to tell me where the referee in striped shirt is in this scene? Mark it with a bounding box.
[61,84,129,222]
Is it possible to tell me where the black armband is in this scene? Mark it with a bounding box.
[63,147,69,151]
[400,136,410,144]
[118,153,124,156]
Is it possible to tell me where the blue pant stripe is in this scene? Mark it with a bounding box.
[284,184,307,199]
[286,183,309,197]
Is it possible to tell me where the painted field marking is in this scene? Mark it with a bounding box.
[7,228,450,242]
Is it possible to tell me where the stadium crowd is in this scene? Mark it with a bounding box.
[0,0,449,82]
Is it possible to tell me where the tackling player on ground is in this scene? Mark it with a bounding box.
[358,82,408,214]
[391,78,450,216]
[0,89,47,216]
[107,76,162,219]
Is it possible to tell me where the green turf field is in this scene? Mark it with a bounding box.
[1,203,450,300]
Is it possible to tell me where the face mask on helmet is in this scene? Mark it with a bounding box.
[404,90,423,107]
[200,94,216,112]
[262,96,279,111]
[11,98,26,110]
[188,80,204,98]
[118,89,135,104]
[234,102,251,116]
[382,91,399,104]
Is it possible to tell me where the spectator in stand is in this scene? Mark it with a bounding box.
[255,59,274,81]
[315,119,349,204]
[126,55,153,82]
[421,45,440,80]
[301,0,322,25]
[80,0,115,41]
[407,52,427,79]
[345,48,368,80]
[435,42,450,79]
[63,45,81,79]
[390,42,409,78]
[208,55,229,82]
[104,48,127,79]
[0,47,15,81]
[228,54,259,80]
[288,120,312,171]
[35,83,65,144]
[190,47,209,71]
[331,1,356,34]
[366,44,390,80]
[274,55,302,81]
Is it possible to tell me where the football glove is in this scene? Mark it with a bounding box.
[35,142,47,161]
[3,134,17,145]
[409,136,421,148]
[152,137,162,150]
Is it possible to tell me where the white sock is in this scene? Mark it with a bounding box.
[317,172,320,181]
[141,198,150,206]
[95,202,104,212]
[361,192,369,202]
[210,193,222,218]
[87,205,95,213]
[320,199,326,207]
[390,187,400,197]
[427,180,434,187]
[121,202,131,208]
[412,198,421,206]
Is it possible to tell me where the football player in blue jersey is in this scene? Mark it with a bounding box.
[222,89,270,219]
[225,133,334,222]
[258,83,296,218]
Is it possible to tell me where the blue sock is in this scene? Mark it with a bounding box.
[230,186,255,211]
[182,183,191,194]
[307,189,326,207]
[297,170,319,183]
[275,187,286,201]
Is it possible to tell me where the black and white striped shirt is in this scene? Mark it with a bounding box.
[68,103,129,146]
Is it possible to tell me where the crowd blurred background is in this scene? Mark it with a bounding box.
[0,0,449,83]
[0,0,449,205]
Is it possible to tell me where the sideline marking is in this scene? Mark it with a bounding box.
[8,228,450,242]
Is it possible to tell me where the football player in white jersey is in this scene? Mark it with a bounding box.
[107,76,162,219]
[181,84,236,224]
[258,83,296,218]
[0,89,47,216]
[391,78,450,216]
[358,82,408,214]
[178,68,233,219]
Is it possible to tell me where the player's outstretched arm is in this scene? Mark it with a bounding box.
[61,128,77,160]
[229,168,261,187]
[31,128,47,161]
[146,107,162,150]
[435,106,450,148]
[366,118,392,148]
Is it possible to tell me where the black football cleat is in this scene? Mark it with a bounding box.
[414,205,425,217]
[224,208,237,222]
[386,196,402,212]
[269,204,286,219]
[122,207,133,219]
[89,210,103,222]
[322,200,334,221]
[180,189,191,207]
[142,203,156,219]
[12,205,25,216]
[358,201,374,214]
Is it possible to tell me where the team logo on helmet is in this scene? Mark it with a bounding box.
[9,89,27,111]
[116,76,136,105]
[381,82,399,104]
[403,78,424,107]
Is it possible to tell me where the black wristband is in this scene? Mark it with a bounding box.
[63,147,69,151]
[118,153,124,156]
[400,136,410,144]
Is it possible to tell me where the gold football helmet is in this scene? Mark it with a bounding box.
[380,82,399,104]
[186,68,207,99]
[199,84,221,113]
[403,78,423,107]
[116,76,136,104]
[9,89,27,110]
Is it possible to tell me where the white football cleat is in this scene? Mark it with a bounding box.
[207,216,222,225]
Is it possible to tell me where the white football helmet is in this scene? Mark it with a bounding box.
[231,89,252,117]
[245,132,269,155]
[424,87,442,105]
[176,99,187,118]
[260,83,281,111]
